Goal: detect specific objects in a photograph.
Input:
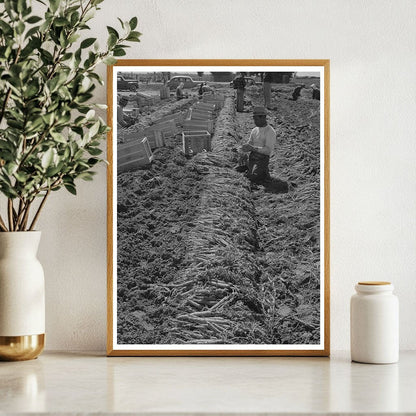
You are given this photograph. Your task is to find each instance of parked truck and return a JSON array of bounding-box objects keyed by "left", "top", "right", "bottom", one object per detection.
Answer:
[{"left": 117, "top": 75, "right": 139, "bottom": 91}]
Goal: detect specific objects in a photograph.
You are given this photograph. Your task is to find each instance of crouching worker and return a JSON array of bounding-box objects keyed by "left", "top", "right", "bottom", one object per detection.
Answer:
[
  {"left": 235, "top": 106, "right": 276, "bottom": 183},
  {"left": 176, "top": 82, "right": 186, "bottom": 100},
  {"left": 117, "top": 96, "right": 136, "bottom": 128}
]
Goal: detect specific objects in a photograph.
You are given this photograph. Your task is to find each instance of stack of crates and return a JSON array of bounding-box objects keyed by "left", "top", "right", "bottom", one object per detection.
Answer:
[
  {"left": 156, "top": 111, "right": 184, "bottom": 128},
  {"left": 182, "top": 119, "right": 214, "bottom": 134},
  {"left": 194, "top": 102, "right": 216, "bottom": 113},
  {"left": 202, "top": 94, "right": 225, "bottom": 109}
]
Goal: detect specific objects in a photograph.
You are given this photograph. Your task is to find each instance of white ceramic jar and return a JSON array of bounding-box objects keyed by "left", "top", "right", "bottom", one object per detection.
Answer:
[{"left": 350, "top": 281, "right": 399, "bottom": 364}]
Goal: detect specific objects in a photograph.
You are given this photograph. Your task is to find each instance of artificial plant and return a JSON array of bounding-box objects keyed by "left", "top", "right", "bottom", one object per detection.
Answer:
[{"left": 0, "top": 0, "right": 140, "bottom": 231}]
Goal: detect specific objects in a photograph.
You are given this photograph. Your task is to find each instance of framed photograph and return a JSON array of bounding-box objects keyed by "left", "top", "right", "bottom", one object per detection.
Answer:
[{"left": 107, "top": 60, "right": 330, "bottom": 356}]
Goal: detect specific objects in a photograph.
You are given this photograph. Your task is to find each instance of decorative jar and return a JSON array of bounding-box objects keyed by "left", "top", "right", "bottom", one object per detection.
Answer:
[{"left": 350, "top": 281, "right": 398, "bottom": 364}]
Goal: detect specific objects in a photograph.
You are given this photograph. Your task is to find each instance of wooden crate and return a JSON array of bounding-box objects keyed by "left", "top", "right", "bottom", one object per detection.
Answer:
[
  {"left": 145, "top": 129, "right": 165, "bottom": 149},
  {"left": 182, "top": 119, "right": 214, "bottom": 134},
  {"left": 118, "top": 137, "right": 153, "bottom": 172},
  {"left": 119, "top": 122, "right": 172, "bottom": 149},
  {"left": 192, "top": 107, "right": 214, "bottom": 117},
  {"left": 118, "top": 127, "right": 145, "bottom": 143},
  {"left": 156, "top": 112, "right": 184, "bottom": 127},
  {"left": 202, "top": 94, "right": 225, "bottom": 109},
  {"left": 188, "top": 108, "right": 213, "bottom": 121},
  {"left": 182, "top": 131, "right": 211, "bottom": 156},
  {"left": 160, "top": 86, "right": 170, "bottom": 99},
  {"left": 145, "top": 119, "right": 179, "bottom": 140},
  {"left": 135, "top": 92, "right": 156, "bottom": 107},
  {"left": 194, "top": 102, "right": 216, "bottom": 112}
]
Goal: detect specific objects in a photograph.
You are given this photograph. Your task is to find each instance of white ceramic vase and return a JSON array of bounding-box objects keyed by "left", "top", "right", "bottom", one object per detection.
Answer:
[{"left": 0, "top": 231, "right": 45, "bottom": 361}]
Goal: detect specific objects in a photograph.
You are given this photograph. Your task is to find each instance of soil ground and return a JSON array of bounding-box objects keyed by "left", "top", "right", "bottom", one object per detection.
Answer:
[{"left": 116, "top": 81, "right": 321, "bottom": 345}]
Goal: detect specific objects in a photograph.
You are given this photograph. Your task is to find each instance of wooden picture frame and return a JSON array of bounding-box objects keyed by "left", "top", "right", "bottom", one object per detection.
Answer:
[{"left": 107, "top": 60, "right": 330, "bottom": 356}]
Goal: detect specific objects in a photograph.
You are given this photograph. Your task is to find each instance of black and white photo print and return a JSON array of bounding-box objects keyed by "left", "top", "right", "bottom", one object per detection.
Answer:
[{"left": 107, "top": 60, "right": 330, "bottom": 356}]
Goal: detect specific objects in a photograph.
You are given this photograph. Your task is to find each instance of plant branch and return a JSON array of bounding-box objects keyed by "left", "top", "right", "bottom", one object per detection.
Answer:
[
  {"left": 29, "top": 189, "right": 50, "bottom": 231},
  {"left": 14, "top": 199, "right": 24, "bottom": 231},
  {"left": 18, "top": 120, "right": 58, "bottom": 169},
  {"left": 7, "top": 199, "right": 14, "bottom": 231},
  {"left": 20, "top": 199, "right": 33, "bottom": 231},
  {"left": 0, "top": 213, "right": 8, "bottom": 232}
]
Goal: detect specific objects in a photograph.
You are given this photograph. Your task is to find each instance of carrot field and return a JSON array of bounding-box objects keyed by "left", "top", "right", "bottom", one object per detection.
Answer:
[{"left": 116, "top": 81, "right": 321, "bottom": 345}]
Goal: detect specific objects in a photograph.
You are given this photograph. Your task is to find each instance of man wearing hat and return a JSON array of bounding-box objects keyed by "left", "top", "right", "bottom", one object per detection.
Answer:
[
  {"left": 237, "top": 106, "right": 277, "bottom": 183},
  {"left": 310, "top": 84, "right": 320, "bottom": 100}
]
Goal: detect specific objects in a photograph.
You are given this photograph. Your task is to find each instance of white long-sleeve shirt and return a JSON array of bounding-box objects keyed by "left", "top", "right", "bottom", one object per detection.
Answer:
[{"left": 248, "top": 124, "right": 276, "bottom": 156}]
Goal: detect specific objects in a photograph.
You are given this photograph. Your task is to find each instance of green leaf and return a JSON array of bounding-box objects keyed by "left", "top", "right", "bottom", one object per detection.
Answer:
[
  {"left": 126, "top": 34, "right": 141, "bottom": 42},
  {"left": 0, "top": 20, "right": 13, "bottom": 35},
  {"left": 42, "top": 112, "right": 55, "bottom": 125},
  {"left": 4, "top": 1, "right": 16, "bottom": 19},
  {"left": 85, "top": 109, "right": 95, "bottom": 120},
  {"left": 50, "top": 131, "right": 67, "bottom": 143},
  {"left": 87, "top": 147, "right": 102, "bottom": 156},
  {"left": 41, "top": 148, "right": 55, "bottom": 169},
  {"left": 25, "top": 25, "right": 40, "bottom": 39},
  {"left": 68, "top": 33, "right": 80, "bottom": 44},
  {"left": 26, "top": 15, "right": 42, "bottom": 24},
  {"left": 107, "top": 33, "right": 117, "bottom": 49},
  {"left": 88, "top": 121, "right": 100, "bottom": 138},
  {"left": 49, "top": 0, "right": 60, "bottom": 13},
  {"left": 103, "top": 56, "right": 117, "bottom": 65},
  {"left": 54, "top": 17, "right": 69, "bottom": 27},
  {"left": 5, "top": 162, "right": 18, "bottom": 176},
  {"left": 45, "top": 164, "right": 63, "bottom": 177},
  {"left": 113, "top": 47, "right": 126, "bottom": 57},
  {"left": 16, "top": 0, "right": 26, "bottom": 13},
  {"left": 16, "top": 21, "right": 25, "bottom": 35},
  {"left": 14, "top": 171, "right": 28, "bottom": 183},
  {"left": 116, "top": 17, "right": 125, "bottom": 29},
  {"left": 23, "top": 83, "right": 39, "bottom": 99},
  {"left": 25, "top": 117, "right": 44, "bottom": 134},
  {"left": 64, "top": 183, "right": 77, "bottom": 195},
  {"left": 129, "top": 16, "right": 138, "bottom": 30},
  {"left": 80, "top": 37, "right": 96, "bottom": 49},
  {"left": 77, "top": 171, "right": 95, "bottom": 181},
  {"left": 70, "top": 11, "right": 80, "bottom": 26},
  {"left": 106, "top": 26, "right": 119, "bottom": 38}
]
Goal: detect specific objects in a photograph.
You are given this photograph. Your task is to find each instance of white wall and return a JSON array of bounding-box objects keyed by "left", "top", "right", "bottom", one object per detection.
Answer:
[{"left": 38, "top": 0, "right": 416, "bottom": 351}]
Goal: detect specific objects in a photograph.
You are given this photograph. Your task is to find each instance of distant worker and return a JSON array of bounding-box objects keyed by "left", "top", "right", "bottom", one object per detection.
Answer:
[
  {"left": 117, "top": 96, "right": 135, "bottom": 128},
  {"left": 198, "top": 82, "right": 213, "bottom": 99},
  {"left": 310, "top": 84, "right": 320, "bottom": 100},
  {"left": 263, "top": 72, "right": 272, "bottom": 109},
  {"left": 176, "top": 82, "right": 185, "bottom": 100},
  {"left": 291, "top": 84, "right": 305, "bottom": 101},
  {"left": 202, "top": 82, "right": 213, "bottom": 94},
  {"left": 233, "top": 72, "right": 246, "bottom": 112},
  {"left": 235, "top": 106, "right": 277, "bottom": 183}
]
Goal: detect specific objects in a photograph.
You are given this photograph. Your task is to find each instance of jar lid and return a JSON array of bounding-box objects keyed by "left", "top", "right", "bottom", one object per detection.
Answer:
[{"left": 358, "top": 281, "right": 391, "bottom": 285}]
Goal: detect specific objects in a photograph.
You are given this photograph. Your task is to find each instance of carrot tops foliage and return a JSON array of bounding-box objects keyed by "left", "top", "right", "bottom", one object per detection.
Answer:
[{"left": 0, "top": 0, "right": 140, "bottom": 231}]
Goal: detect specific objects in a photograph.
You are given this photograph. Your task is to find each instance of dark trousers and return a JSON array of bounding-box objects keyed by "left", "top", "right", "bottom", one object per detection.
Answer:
[
  {"left": 247, "top": 152, "right": 270, "bottom": 182},
  {"left": 236, "top": 89, "right": 244, "bottom": 112}
]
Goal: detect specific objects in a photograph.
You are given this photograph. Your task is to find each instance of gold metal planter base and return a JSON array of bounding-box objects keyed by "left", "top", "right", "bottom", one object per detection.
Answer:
[{"left": 0, "top": 334, "right": 45, "bottom": 361}]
